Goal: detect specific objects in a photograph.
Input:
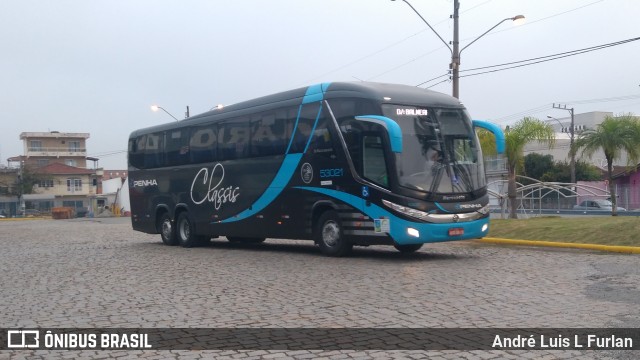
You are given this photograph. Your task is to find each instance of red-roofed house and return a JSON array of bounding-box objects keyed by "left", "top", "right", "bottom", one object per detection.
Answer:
[{"left": 4, "top": 131, "right": 103, "bottom": 216}]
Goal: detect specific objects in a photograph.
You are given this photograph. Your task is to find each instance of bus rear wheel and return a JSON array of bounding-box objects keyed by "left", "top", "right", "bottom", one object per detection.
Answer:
[
  {"left": 315, "top": 211, "right": 352, "bottom": 257},
  {"left": 158, "top": 213, "right": 177, "bottom": 246},
  {"left": 394, "top": 244, "right": 423, "bottom": 253},
  {"left": 227, "top": 237, "right": 266, "bottom": 243},
  {"left": 176, "top": 212, "right": 204, "bottom": 248}
]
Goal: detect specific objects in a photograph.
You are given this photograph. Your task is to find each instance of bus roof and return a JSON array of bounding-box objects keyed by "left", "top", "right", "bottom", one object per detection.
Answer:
[{"left": 130, "top": 82, "right": 463, "bottom": 138}]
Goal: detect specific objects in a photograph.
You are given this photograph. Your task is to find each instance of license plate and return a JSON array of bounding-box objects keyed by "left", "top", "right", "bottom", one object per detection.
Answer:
[{"left": 448, "top": 228, "right": 464, "bottom": 236}]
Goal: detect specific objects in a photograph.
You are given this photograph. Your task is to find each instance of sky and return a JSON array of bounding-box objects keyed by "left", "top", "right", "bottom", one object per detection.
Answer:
[{"left": 1, "top": 0, "right": 638, "bottom": 169}]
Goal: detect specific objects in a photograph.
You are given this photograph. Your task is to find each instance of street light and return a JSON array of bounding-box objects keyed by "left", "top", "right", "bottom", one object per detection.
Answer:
[
  {"left": 150, "top": 105, "right": 179, "bottom": 122},
  {"left": 546, "top": 115, "right": 565, "bottom": 130},
  {"left": 392, "top": 0, "right": 524, "bottom": 99}
]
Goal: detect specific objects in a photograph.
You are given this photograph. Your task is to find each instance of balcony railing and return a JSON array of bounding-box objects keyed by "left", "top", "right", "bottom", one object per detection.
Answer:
[{"left": 28, "top": 147, "right": 87, "bottom": 153}]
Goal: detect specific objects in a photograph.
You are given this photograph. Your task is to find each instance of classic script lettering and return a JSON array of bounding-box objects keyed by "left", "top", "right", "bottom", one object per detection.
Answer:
[{"left": 190, "top": 163, "right": 240, "bottom": 210}]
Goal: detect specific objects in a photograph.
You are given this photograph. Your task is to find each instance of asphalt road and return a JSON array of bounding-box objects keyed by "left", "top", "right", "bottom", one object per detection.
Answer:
[{"left": 0, "top": 217, "right": 638, "bottom": 359}]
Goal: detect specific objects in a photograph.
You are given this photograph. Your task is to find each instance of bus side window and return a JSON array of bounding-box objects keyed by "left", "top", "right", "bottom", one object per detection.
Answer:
[
  {"left": 189, "top": 124, "right": 217, "bottom": 164},
  {"left": 128, "top": 135, "right": 146, "bottom": 169},
  {"left": 289, "top": 103, "right": 321, "bottom": 153},
  {"left": 307, "top": 114, "right": 336, "bottom": 159},
  {"left": 165, "top": 129, "right": 190, "bottom": 166},
  {"left": 363, "top": 134, "right": 389, "bottom": 187},
  {"left": 339, "top": 120, "right": 363, "bottom": 175},
  {"left": 144, "top": 132, "right": 164, "bottom": 168},
  {"left": 219, "top": 117, "right": 250, "bottom": 160},
  {"left": 251, "top": 112, "right": 286, "bottom": 157}
]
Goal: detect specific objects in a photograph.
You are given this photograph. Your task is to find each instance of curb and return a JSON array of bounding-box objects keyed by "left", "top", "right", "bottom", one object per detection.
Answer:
[
  {"left": 477, "top": 237, "right": 640, "bottom": 254},
  {"left": 0, "top": 217, "right": 50, "bottom": 221}
]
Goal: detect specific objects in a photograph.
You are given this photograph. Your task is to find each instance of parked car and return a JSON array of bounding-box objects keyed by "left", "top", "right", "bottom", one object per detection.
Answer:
[{"left": 573, "top": 199, "right": 626, "bottom": 211}]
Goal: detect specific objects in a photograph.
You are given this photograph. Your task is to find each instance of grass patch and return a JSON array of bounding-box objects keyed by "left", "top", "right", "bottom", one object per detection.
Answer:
[{"left": 488, "top": 216, "right": 640, "bottom": 247}]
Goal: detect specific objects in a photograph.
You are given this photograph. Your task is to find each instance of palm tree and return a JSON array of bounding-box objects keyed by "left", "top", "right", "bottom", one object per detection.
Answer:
[
  {"left": 570, "top": 114, "right": 640, "bottom": 216},
  {"left": 504, "top": 117, "right": 555, "bottom": 219}
]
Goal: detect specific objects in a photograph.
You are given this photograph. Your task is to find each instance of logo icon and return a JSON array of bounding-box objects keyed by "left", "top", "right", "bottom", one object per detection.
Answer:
[
  {"left": 7, "top": 330, "right": 39, "bottom": 348},
  {"left": 301, "top": 163, "right": 313, "bottom": 184}
]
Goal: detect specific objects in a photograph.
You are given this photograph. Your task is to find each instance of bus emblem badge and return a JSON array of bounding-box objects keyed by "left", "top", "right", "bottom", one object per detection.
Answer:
[{"left": 301, "top": 163, "right": 313, "bottom": 184}]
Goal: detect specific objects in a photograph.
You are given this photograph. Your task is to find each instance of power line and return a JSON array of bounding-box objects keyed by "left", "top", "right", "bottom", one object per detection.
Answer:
[
  {"left": 559, "top": 94, "right": 640, "bottom": 105},
  {"left": 460, "top": 38, "right": 637, "bottom": 74},
  {"left": 300, "top": 0, "right": 597, "bottom": 85},
  {"left": 457, "top": 37, "right": 640, "bottom": 79},
  {"left": 492, "top": 94, "right": 640, "bottom": 123}
]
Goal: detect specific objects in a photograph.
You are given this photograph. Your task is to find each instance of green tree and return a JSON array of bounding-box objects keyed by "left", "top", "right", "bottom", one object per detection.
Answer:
[
  {"left": 476, "top": 128, "right": 497, "bottom": 156},
  {"left": 14, "top": 165, "right": 42, "bottom": 197},
  {"left": 523, "top": 153, "right": 554, "bottom": 182},
  {"left": 570, "top": 114, "right": 640, "bottom": 216},
  {"left": 504, "top": 117, "right": 555, "bottom": 218},
  {"left": 551, "top": 160, "right": 602, "bottom": 182}
]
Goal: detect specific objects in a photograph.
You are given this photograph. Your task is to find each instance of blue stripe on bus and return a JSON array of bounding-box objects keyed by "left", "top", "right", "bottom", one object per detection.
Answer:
[
  {"left": 294, "top": 185, "right": 398, "bottom": 229},
  {"left": 303, "top": 83, "right": 331, "bottom": 104},
  {"left": 221, "top": 153, "right": 303, "bottom": 223},
  {"left": 303, "top": 105, "right": 323, "bottom": 154},
  {"left": 223, "top": 83, "right": 331, "bottom": 223},
  {"left": 285, "top": 105, "right": 303, "bottom": 154},
  {"left": 293, "top": 186, "right": 489, "bottom": 244}
]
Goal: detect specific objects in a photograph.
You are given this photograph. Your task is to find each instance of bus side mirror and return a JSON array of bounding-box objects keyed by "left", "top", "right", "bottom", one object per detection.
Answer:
[
  {"left": 355, "top": 115, "right": 403, "bottom": 153},
  {"left": 472, "top": 120, "right": 505, "bottom": 154}
]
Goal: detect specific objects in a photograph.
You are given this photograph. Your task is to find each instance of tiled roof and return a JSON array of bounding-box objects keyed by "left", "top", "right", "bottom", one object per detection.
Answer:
[{"left": 34, "top": 163, "right": 95, "bottom": 175}]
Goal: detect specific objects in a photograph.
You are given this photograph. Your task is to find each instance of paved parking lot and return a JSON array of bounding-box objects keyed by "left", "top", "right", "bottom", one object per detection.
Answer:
[{"left": 1, "top": 217, "right": 638, "bottom": 359}]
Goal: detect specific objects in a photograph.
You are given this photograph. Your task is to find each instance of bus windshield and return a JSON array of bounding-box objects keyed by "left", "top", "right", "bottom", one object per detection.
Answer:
[{"left": 382, "top": 104, "right": 485, "bottom": 194}]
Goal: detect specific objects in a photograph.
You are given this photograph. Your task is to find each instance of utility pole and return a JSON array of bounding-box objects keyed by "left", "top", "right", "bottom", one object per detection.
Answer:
[
  {"left": 451, "top": 0, "right": 460, "bottom": 99},
  {"left": 393, "top": 0, "right": 524, "bottom": 99},
  {"left": 553, "top": 103, "right": 576, "bottom": 185}
]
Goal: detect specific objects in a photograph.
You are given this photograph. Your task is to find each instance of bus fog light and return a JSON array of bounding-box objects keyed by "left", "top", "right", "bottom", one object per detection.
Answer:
[
  {"left": 481, "top": 224, "right": 488, "bottom": 232},
  {"left": 407, "top": 228, "right": 420, "bottom": 238}
]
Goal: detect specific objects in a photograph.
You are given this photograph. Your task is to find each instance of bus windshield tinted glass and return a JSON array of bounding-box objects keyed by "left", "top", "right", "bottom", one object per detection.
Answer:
[{"left": 382, "top": 105, "right": 485, "bottom": 194}]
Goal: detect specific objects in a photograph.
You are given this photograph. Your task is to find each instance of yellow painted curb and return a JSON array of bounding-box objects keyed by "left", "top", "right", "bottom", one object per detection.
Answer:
[
  {"left": 477, "top": 237, "right": 640, "bottom": 254},
  {"left": 0, "top": 217, "right": 50, "bottom": 221}
]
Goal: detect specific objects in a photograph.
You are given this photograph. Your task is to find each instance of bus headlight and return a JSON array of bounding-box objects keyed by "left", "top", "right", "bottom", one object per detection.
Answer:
[
  {"left": 407, "top": 228, "right": 420, "bottom": 238},
  {"left": 382, "top": 199, "right": 430, "bottom": 221},
  {"left": 477, "top": 204, "right": 491, "bottom": 215},
  {"left": 482, "top": 224, "right": 489, "bottom": 232}
]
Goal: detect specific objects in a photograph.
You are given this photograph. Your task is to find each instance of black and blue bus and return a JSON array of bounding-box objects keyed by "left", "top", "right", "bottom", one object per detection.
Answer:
[{"left": 128, "top": 82, "right": 504, "bottom": 256}]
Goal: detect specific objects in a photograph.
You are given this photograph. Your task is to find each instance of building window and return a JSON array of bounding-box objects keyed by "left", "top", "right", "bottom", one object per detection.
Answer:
[
  {"left": 38, "top": 179, "right": 54, "bottom": 188},
  {"left": 67, "top": 178, "right": 82, "bottom": 192},
  {"left": 68, "top": 140, "right": 81, "bottom": 152},
  {"left": 63, "top": 200, "right": 84, "bottom": 209},
  {"left": 65, "top": 159, "right": 77, "bottom": 167},
  {"left": 30, "top": 140, "right": 42, "bottom": 151},
  {"left": 37, "top": 159, "right": 49, "bottom": 167}
]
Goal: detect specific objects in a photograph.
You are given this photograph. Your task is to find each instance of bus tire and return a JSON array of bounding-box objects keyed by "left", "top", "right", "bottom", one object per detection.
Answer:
[
  {"left": 394, "top": 244, "right": 423, "bottom": 253},
  {"left": 176, "top": 212, "right": 199, "bottom": 248},
  {"left": 227, "top": 237, "right": 266, "bottom": 243},
  {"left": 315, "top": 211, "right": 352, "bottom": 257},
  {"left": 158, "top": 213, "right": 177, "bottom": 246}
]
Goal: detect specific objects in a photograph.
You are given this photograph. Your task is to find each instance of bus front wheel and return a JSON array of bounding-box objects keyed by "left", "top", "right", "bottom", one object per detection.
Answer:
[
  {"left": 315, "top": 211, "right": 352, "bottom": 257},
  {"left": 394, "top": 244, "right": 423, "bottom": 253},
  {"left": 158, "top": 213, "right": 177, "bottom": 246}
]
